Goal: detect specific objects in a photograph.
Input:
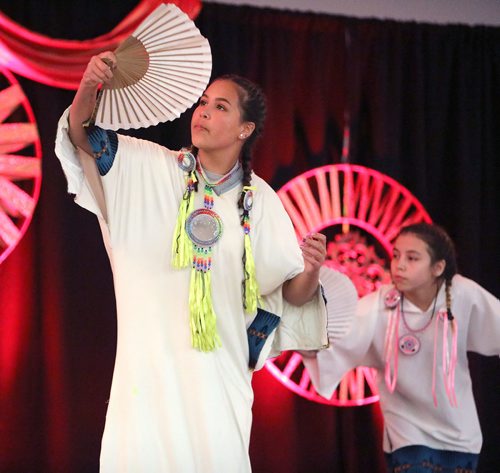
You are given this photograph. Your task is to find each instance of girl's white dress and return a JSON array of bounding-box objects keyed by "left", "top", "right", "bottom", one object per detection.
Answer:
[{"left": 305, "top": 276, "right": 500, "bottom": 455}]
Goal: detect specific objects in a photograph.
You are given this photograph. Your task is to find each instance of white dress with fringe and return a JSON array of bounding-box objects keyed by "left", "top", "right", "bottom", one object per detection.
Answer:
[{"left": 55, "top": 109, "right": 329, "bottom": 473}]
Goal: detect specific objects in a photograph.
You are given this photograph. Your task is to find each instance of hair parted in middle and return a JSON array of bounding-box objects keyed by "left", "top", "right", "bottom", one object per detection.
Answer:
[{"left": 397, "top": 222, "right": 457, "bottom": 320}]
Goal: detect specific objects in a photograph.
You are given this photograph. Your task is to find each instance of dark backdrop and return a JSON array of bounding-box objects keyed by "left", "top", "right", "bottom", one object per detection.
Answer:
[{"left": 0, "top": 1, "right": 499, "bottom": 472}]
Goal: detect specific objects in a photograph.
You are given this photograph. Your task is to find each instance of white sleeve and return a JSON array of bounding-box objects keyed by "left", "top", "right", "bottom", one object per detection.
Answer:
[
  {"left": 304, "top": 290, "right": 379, "bottom": 399},
  {"left": 250, "top": 175, "right": 304, "bottom": 296},
  {"left": 54, "top": 107, "right": 104, "bottom": 218},
  {"left": 269, "top": 268, "right": 359, "bottom": 356},
  {"left": 55, "top": 107, "right": 183, "bottom": 226},
  {"left": 462, "top": 276, "right": 500, "bottom": 355},
  {"left": 249, "top": 176, "right": 328, "bottom": 369}
]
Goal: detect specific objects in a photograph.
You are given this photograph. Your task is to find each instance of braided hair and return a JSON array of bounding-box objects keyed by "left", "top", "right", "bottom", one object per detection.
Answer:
[
  {"left": 398, "top": 223, "right": 458, "bottom": 320},
  {"left": 217, "top": 75, "right": 267, "bottom": 310},
  {"left": 189, "top": 75, "right": 267, "bottom": 313},
  {"left": 214, "top": 75, "right": 267, "bottom": 217}
]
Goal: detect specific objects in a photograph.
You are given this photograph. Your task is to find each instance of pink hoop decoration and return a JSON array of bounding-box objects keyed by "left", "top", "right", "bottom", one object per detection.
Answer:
[
  {"left": 268, "top": 164, "right": 432, "bottom": 407},
  {"left": 0, "top": 66, "right": 42, "bottom": 265}
]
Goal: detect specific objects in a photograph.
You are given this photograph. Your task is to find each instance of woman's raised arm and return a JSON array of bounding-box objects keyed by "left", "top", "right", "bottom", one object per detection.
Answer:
[{"left": 68, "top": 51, "right": 116, "bottom": 155}]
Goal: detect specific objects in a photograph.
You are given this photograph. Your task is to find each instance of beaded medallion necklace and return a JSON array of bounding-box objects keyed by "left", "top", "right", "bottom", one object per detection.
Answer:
[
  {"left": 186, "top": 159, "right": 242, "bottom": 249},
  {"left": 383, "top": 284, "right": 458, "bottom": 407},
  {"left": 384, "top": 287, "right": 438, "bottom": 356},
  {"left": 172, "top": 149, "right": 260, "bottom": 352}
]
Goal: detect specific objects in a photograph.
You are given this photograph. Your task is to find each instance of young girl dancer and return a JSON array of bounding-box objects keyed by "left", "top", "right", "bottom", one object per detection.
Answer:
[{"left": 305, "top": 222, "right": 500, "bottom": 472}]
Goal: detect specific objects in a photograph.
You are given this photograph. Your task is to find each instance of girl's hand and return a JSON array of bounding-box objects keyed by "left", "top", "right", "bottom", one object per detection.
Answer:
[{"left": 300, "top": 232, "right": 327, "bottom": 274}]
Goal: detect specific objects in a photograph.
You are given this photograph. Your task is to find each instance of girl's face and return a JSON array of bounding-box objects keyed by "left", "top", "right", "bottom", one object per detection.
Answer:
[
  {"left": 191, "top": 79, "right": 254, "bottom": 155},
  {"left": 390, "top": 233, "right": 445, "bottom": 297}
]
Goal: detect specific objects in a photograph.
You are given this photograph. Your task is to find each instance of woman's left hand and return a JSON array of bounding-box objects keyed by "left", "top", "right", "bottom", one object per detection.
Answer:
[
  {"left": 283, "top": 232, "right": 327, "bottom": 306},
  {"left": 300, "top": 232, "right": 327, "bottom": 274}
]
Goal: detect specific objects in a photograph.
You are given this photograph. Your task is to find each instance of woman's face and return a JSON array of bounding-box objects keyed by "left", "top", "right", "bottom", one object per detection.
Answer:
[
  {"left": 191, "top": 79, "right": 253, "bottom": 154},
  {"left": 390, "top": 232, "right": 445, "bottom": 297}
]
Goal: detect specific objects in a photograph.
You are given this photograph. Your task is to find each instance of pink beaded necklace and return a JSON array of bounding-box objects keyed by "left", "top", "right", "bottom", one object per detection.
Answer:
[
  {"left": 383, "top": 284, "right": 459, "bottom": 407},
  {"left": 399, "top": 290, "right": 438, "bottom": 355}
]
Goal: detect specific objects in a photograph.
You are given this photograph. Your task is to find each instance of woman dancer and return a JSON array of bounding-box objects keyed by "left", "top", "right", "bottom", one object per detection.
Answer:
[{"left": 55, "top": 51, "right": 330, "bottom": 472}]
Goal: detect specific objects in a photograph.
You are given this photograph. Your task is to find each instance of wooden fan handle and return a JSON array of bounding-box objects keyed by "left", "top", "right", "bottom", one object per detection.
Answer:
[{"left": 82, "top": 58, "right": 114, "bottom": 128}]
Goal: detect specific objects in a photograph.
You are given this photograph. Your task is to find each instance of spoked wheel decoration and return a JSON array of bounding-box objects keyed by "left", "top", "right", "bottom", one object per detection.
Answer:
[
  {"left": 267, "top": 164, "right": 431, "bottom": 406},
  {"left": 0, "top": 67, "right": 42, "bottom": 264}
]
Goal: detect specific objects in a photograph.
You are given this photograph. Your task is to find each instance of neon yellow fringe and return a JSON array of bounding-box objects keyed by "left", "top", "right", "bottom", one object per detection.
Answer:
[
  {"left": 243, "top": 233, "right": 261, "bottom": 313},
  {"left": 189, "top": 267, "right": 221, "bottom": 352}
]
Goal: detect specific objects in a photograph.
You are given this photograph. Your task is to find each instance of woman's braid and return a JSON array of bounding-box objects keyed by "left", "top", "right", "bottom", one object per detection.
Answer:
[{"left": 215, "top": 75, "right": 267, "bottom": 220}]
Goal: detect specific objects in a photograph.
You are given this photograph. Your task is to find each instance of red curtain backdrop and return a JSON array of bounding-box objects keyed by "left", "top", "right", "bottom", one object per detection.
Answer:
[{"left": 1, "top": 2, "right": 499, "bottom": 473}]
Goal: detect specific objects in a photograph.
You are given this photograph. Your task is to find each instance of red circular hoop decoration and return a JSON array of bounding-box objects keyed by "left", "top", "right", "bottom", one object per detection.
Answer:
[
  {"left": 268, "top": 164, "right": 432, "bottom": 406},
  {"left": 0, "top": 66, "right": 42, "bottom": 264}
]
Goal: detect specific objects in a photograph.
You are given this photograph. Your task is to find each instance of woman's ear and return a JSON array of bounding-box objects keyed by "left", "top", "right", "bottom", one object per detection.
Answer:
[
  {"left": 239, "top": 122, "right": 256, "bottom": 140},
  {"left": 433, "top": 259, "right": 446, "bottom": 278}
]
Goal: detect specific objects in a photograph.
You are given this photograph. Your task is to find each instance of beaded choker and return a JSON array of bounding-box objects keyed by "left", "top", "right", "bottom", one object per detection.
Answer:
[
  {"left": 171, "top": 149, "right": 260, "bottom": 352},
  {"left": 196, "top": 159, "right": 243, "bottom": 195}
]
